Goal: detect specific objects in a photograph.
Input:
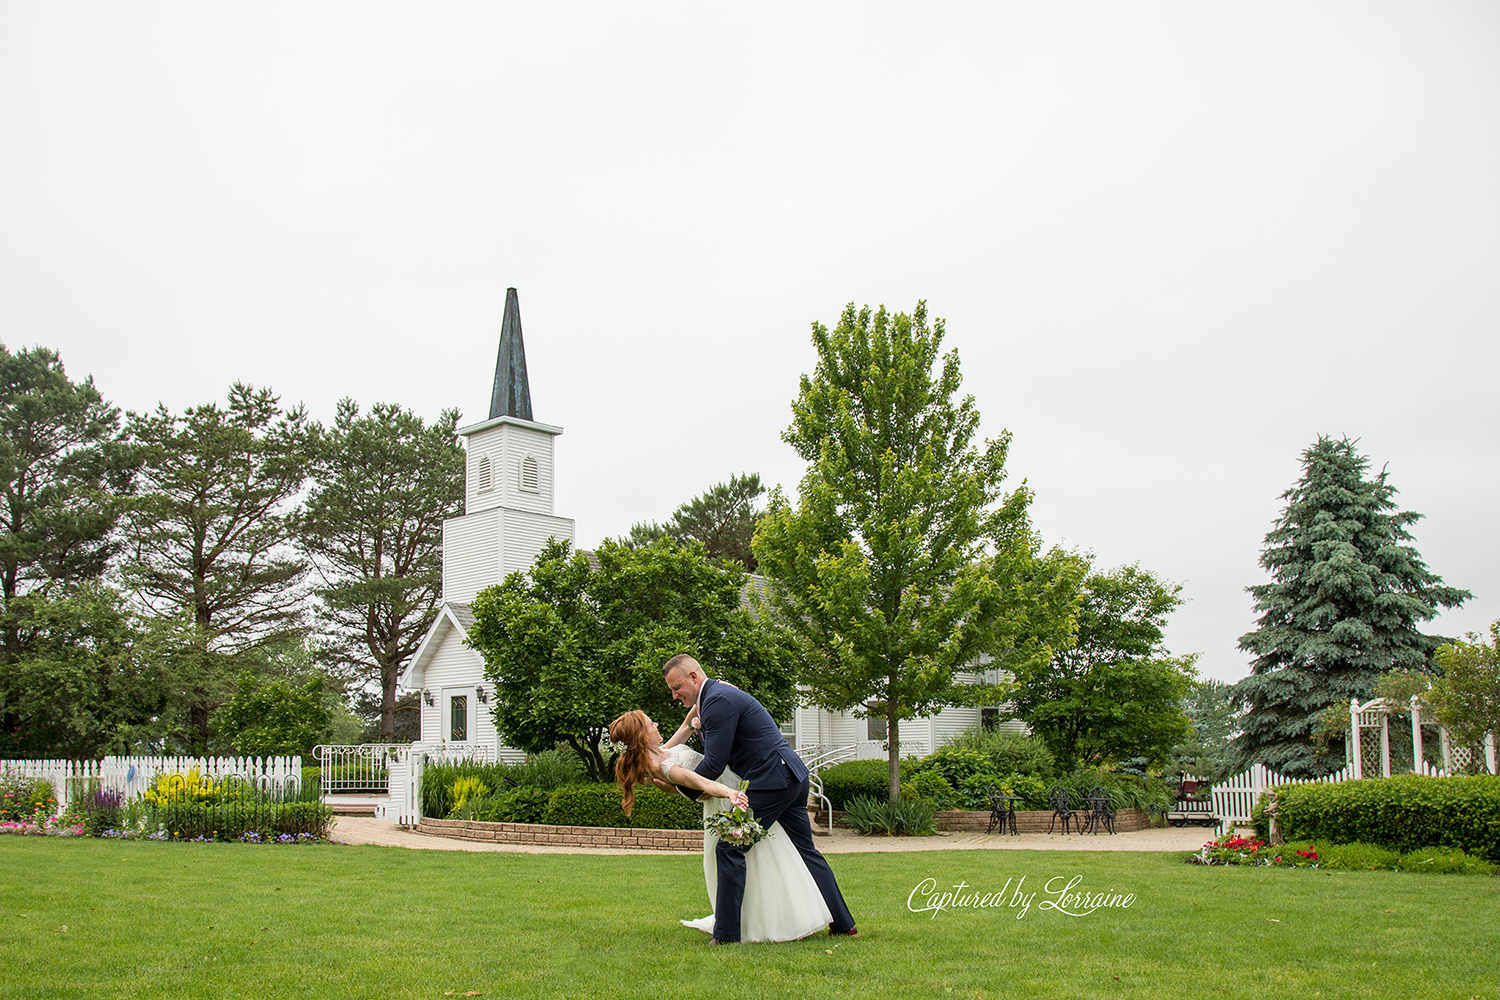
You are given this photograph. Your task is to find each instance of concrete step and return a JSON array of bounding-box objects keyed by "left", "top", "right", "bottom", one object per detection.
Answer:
[{"left": 324, "top": 793, "right": 387, "bottom": 816}]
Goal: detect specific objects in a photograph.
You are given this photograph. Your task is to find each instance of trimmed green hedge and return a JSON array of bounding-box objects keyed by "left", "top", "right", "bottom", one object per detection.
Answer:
[
  {"left": 1273, "top": 775, "right": 1500, "bottom": 861},
  {"left": 819, "top": 759, "right": 919, "bottom": 809},
  {"left": 540, "top": 783, "right": 701, "bottom": 830}
]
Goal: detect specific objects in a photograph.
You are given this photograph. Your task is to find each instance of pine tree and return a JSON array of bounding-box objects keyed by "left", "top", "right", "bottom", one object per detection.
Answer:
[
  {"left": 1232, "top": 436, "right": 1470, "bottom": 776},
  {"left": 0, "top": 345, "right": 148, "bottom": 757},
  {"left": 121, "top": 383, "right": 314, "bottom": 750},
  {"left": 298, "top": 400, "right": 465, "bottom": 741},
  {"left": 620, "top": 472, "right": 766, "bottom": 570}
]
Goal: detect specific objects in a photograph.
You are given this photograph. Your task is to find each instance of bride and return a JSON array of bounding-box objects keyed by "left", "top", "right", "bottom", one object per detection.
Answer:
[{"left": 609, "top": 709, "right": 833, "bottom": 942}]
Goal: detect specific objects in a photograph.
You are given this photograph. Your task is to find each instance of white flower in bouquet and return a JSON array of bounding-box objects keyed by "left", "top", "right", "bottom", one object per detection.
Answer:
[{"left": 704, "top": 780, "right": 767, "bottom": 848}]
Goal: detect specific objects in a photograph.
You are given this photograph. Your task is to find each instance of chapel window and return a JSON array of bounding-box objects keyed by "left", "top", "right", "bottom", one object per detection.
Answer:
[
  {"left": 520, "top": 455, "right": 539, "bottom": 493},
  {"left": 449, "top": 695, "right": 468, "bottom": 743},
  {"left": 476, "top": 455, "right": 493, "bottom": 493}
]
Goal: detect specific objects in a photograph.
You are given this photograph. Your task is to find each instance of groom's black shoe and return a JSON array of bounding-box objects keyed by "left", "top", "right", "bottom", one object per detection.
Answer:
[
  {"left": 708, "top": 938, "right": 738, "bottom": 946},
  {"left": 830, "top": 926, "right": 859, "bottom": 937}
]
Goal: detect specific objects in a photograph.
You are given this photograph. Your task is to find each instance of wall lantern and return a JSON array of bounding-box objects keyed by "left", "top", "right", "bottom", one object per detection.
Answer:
[
  {"left": 422, "top": 689, "right": 434, "bottom": 707},
  {"left": 475, "top": 685, "right": 489, "bottom": 704}
]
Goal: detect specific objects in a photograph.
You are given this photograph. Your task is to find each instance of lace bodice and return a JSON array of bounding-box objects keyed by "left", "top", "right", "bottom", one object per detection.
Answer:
[{"left": 661, "top": 743, "right": 704, "bottom": 783}]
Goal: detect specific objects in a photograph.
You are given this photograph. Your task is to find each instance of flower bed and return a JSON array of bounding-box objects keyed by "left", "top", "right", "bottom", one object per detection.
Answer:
[
  {"left": 1188, "top": 832, "right": 1498, "bottom": 874},
  {"left": 0, "top": 766, "right": 334, "bottom": 843}
]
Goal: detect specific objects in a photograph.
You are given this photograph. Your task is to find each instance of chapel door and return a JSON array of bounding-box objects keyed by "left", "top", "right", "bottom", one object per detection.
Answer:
[{"left": 442, "top": 688, "right": 476, "bottom": 743}]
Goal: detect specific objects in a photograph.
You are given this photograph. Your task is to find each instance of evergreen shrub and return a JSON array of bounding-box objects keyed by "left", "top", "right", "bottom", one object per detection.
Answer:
[
  {"left": 1275, "top": 775, "right": 1500, "bottom": 860},
  {"left": 421, "top": 752, "right": 590, "bottom": 819}
]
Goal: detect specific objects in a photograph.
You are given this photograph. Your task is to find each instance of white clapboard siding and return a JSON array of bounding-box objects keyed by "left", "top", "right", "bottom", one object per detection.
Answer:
[
  {"left": 465, "top": 421, "right": 557, "bottom": 517},
  {"left": 419, "top": 625, "right": 485, "bottom": 743},
  {"left": 466, "top": 449, "right": 499, "bottom": 514},
  {"left": 442, "top": 508, "right": 501, "bottom": 605},
  {"left": 500, "top": 508, "right": 575, "bottom": 579}
]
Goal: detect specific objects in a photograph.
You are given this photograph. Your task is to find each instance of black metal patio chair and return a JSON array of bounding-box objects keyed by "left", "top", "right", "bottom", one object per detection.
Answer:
[{"left": 1046, "top": 784, "right": 1076, "bottom": 834}]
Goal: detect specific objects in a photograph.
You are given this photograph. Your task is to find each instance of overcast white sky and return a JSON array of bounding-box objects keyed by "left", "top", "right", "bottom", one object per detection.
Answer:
[{"left": 2, "top": 3, "right": 1496, "bottom": 683}]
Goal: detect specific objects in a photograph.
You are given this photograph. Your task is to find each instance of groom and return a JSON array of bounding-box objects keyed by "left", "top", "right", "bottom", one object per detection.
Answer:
[{"left": 662, "top": 653, "right": 857, "bottom": 944}]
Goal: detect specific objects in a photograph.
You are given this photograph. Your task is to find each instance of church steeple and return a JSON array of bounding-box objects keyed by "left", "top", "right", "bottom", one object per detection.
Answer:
[{"left": 489, "top": 287, "right": 533, "bottom": 421}]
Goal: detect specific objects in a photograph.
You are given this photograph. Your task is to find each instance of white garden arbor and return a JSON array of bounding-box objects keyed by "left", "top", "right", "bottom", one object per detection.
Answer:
[{"left": 1347, "top": 696, "right": 1497, "bottom": 779}]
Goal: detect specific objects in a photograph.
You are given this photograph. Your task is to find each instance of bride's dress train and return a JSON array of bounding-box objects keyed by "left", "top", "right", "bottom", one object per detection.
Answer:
[{"left": 665, "top": 744, "right": 832, "bottom": 942}]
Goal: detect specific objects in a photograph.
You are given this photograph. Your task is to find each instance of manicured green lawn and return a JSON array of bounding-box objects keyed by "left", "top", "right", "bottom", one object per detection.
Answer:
[{"left": 3, "top": 837, "right": 1496, "bottom": 999}]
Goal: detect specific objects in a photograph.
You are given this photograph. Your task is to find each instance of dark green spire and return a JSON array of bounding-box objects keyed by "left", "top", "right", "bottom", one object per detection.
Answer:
[{"left": 489, "top": 287, "right": 533, "bottom": 421}]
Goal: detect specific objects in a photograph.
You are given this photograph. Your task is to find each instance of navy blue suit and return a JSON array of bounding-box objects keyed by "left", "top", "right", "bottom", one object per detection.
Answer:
[{"left": 691, "top": 678, "right": 855, "bottom": 941}]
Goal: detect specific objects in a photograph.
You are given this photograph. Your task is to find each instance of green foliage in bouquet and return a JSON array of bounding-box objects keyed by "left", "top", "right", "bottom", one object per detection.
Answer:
[{"left": 703, "top": 780, "right": 767, "bottom": 847}]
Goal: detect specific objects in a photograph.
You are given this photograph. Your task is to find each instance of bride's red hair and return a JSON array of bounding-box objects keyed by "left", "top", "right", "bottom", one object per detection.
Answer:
[{"left": 609, "top": 710, "right": 655, "bottom": 817}]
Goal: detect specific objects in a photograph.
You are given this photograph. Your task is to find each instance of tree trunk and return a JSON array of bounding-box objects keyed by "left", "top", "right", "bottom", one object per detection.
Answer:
[
  {"left": 888, "top": 708, "right": 901, "bottom": 802},
  {"left": 189, "top": 701, "right": 212, "bottom": 754},
  {"left": 379, "top": 660, "right": 398, "bottom": 741}
]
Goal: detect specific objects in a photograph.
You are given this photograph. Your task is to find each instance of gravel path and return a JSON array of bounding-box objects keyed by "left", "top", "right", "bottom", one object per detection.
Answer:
[{"left": 331, "top": 815, "right": 1219, "bottom": 856}]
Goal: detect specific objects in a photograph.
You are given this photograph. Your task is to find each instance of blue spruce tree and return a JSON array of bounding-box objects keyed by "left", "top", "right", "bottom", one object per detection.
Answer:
[{"left": 1232, "top": 437, "right": 1470, "bottom": 776}]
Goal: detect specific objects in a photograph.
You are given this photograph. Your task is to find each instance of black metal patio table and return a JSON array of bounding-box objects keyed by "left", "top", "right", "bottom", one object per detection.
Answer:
[
  {"left": 987, "top": 788, "right": 1022, "bottom": 836},
  {"left": 1081, "top": 787, "right": 1116, "bottom": 835}
]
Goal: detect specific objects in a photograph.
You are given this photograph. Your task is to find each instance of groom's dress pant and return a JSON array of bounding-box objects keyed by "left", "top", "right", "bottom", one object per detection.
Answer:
[{"left": 714, "top": 768, "right": 856, "bottom": 942}]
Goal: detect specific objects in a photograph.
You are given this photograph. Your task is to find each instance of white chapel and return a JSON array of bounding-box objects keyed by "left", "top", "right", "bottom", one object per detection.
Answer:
[
  {"left": 398, "top": 288, "right": 573, "bottom": 758},
  {"left": 398, "top": 290, "right": 999, "bottom": 761}
]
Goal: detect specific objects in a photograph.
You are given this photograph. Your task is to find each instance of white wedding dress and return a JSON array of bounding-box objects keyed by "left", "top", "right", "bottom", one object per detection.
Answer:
[{"left": 663, "top": 744, "right": 832, "bottom": 942}]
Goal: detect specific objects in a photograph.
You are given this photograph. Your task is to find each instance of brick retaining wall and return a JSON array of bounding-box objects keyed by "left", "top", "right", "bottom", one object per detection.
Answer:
[
  {"left": 819, "top": 807, "right": 1152, "bottom": 834},
  {"left": 417, "top": 806, "right": 1153, "bottom": 849},
  {"left": 417, "top": 816, "right": 703, "bottom": 851}
]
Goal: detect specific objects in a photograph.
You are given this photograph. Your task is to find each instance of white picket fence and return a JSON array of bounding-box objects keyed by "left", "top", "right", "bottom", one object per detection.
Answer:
[
  {"left": 1211, "top": 751, "right": 1496, "bottom": 828},
  {"left": 1209, "top": 763, "right": 1355, "bottom": 827},
  {"left": 0, "top": 755, "right": 301, "bottom": 811}
]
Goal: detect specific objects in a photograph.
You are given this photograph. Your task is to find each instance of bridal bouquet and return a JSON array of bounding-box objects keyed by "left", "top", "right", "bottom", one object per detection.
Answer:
[{"left": 703, "top": 781, "right": 767, "bottom": 848}]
